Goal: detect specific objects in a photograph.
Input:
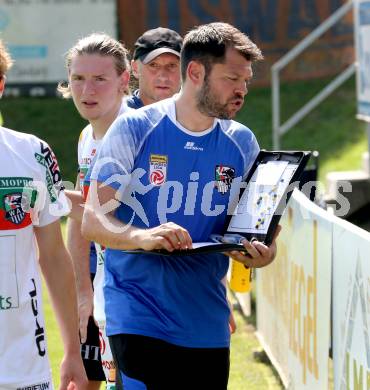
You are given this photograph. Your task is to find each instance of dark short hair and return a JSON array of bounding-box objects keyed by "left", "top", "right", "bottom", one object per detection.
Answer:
[{"left": 180, "top": 22, "right": 263, "bottom": 81}]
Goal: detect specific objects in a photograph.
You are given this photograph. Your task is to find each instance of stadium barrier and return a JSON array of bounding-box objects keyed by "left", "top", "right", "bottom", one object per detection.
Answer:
[{"left": 255, "top": 189, "right": 370, "bottom": 389}]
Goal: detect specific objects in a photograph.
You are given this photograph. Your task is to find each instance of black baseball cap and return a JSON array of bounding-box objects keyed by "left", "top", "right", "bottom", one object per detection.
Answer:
[{"left": 133, "top": 27, "right": 182, "bottom": 64}]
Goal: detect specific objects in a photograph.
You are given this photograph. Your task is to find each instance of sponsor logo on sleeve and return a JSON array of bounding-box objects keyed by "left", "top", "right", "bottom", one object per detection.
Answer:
[{"left": 34, "top": 141, "right": 64, "bottom": 203}]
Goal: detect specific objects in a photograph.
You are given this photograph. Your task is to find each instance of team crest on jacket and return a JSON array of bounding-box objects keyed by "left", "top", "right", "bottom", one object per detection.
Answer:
[
  {"left": 149, "top": 154, "right": 168, "bottom": 186},
  {"left": 215, "top": 165, "right": 235, "bottom": 194},
  {"left": 3, "top": 193, "right": 25, "bottom": 224}
]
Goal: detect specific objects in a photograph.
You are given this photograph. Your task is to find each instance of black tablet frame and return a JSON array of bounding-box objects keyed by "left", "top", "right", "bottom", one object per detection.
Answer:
[{"left": 223, "top": 150, "right": 312, "bottom": 246}]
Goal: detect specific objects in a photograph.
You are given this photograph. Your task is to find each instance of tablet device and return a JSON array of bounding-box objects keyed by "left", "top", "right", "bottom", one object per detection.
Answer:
[{"left": 125, "top": 150, "right": 311, "bottom": 256}]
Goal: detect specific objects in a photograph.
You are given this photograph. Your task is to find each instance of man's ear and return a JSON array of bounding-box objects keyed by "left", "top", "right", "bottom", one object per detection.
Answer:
[
  {"left": 0, "top": 76, "right": 5, "bottom": 98},
  {"left": 131, "top": 60, "right": 139, "bottom": 79},
  {"left": 119, "top": 70, "right": 130, "bottom": 94},
  {"left": 186, "top": 61, "right": 205, "bottom": 87}
]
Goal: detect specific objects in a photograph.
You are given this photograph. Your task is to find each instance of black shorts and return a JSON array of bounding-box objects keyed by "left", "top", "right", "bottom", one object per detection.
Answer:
[
  {"left": 110, "top": 334, "right": 230, "bottom": 390},
  {"left": 80, "top": 316, "right": 106, "bottom": 381}
]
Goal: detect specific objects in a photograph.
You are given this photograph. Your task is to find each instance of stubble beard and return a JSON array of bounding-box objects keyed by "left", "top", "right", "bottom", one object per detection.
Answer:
[{"left": 196, "top": 77, "right": 234, "bottom": 120}]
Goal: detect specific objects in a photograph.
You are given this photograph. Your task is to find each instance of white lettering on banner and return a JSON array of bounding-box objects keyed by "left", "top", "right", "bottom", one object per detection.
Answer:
[{"left": 289, "top": 219, "right": 318, "bottom": 384}]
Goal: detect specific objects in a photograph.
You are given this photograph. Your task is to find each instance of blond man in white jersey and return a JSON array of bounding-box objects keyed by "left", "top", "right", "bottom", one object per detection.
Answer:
[
  {"left": 61, "top": 28, "right": 188, "bottom": 389},
  {"left": 0, "top": 40, "right": 87, "bottom": 390},
  {"left": 63, "top": 30, "right": 241, "bottom": 389},
  {"left": 59, "top": 33, "right": 131, "bottom": 390}
]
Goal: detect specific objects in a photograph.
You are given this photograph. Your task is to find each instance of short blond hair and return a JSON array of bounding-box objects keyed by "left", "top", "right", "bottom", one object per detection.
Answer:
[
  {"left": 0, "top": 40, "right": 13, "bottom": 77},
  {"left": 58, "top": 33, "right": 130, "bottom": 98}
]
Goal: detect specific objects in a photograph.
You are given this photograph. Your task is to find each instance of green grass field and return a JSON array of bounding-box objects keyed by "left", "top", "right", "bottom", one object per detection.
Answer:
[
  {"left": 4, "top": 75, "right": 365, "bottom": 388},
  {"left": 43, "top": 277, "right": 283, "bottom": 389},
  {"left": 235, "top": 76, "right": 367, "bottom": 182}
]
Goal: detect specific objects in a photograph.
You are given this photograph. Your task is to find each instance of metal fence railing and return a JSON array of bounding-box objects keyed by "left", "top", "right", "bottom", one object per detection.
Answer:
[{"left": 272, "top": 0, "right": 355, "bottom": 149}]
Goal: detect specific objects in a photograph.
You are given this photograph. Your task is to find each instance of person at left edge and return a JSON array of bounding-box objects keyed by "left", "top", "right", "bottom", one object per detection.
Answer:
[{"left": 0, "top": 39, "right": 87, "bottom": 390}]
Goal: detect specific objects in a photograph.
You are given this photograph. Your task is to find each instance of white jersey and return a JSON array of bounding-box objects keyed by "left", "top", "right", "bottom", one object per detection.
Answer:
[
  {"left": 78, "top": 125, "right": 105, "bottom": 323},
  {"left": 77, "top": 100, "right": 131, "bottom": 386},
  {"left": 77, "top": 100, "right": 131, "bottom": 326},
  {"left": 78, "top": 124, "right": 101, "bottom": 193},
  {"left": 77, "top": 100, "right": 130, "bottom": 194},
  {"left": 0, "top": 127, "right": 69, "bottom": 389}
]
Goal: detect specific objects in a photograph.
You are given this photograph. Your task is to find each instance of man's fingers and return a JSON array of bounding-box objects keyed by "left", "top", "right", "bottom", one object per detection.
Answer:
[
  {"left": 154, "top": 236, "right": 175, "bottom": 252},
  {"left": 174, "top": 228, "right": 192, "bottom": 250},
  {"left": 79, "top": 315, "right": 89, "bottom": 344},
  {"left": 227, "top": 242, "right": 273, "bottom": 268},
  {"left": 165, "top": 225, "right": 191, "bottom": 250},
  {"left": 241, "top": 239, "right": 260, "bottom": 258},
  {"left": 79, "top": 325, "right": 87, "bottom": 344},
  {"left": 183, "top": 229, "right": 193, "bottom": 249},
  {"left": 58, "top": 374, "right": 69, "bottom": 390},
  {"left": 228, "top": 299, "right": 237, "bottom": 334},
  {"left": 73, "top": 376, "right": 88, "bottom": 390},
  {"left": 140, "top": 222, "right": 193, "bottom": 252},
  {"left": 227, "top": 250, "right": 251, "bottom": 266},
  {"left": 251, "top": 241, "right": 270, "bottom": 257},
  {"left": 150, "top": 223, "right": 193, "bottom": 251},
  {"left": 165, "top": 229, "right": 183, "bottom": 250},
  {"left": 229, "top": 312, "right": 237, "bottom": 334}
]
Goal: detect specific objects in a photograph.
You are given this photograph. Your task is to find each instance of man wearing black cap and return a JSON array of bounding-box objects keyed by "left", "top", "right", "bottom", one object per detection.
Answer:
[{"left": 126, "top": 27, "right": 182, "bottom": 109}]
